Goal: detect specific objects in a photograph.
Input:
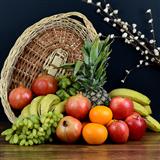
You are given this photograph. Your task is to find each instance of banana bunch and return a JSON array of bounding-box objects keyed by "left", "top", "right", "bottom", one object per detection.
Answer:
[
  {"left": 20, "top": 94, "right": 66, "bottom": 118},
  {"left": 109, "top": 88, "right": 160, "bottom": 132}
]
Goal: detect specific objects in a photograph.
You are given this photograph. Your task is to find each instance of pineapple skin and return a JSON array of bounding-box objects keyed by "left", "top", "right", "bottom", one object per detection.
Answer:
[{"left": 83, "top": 89, "right": 110, "bottom": 106}]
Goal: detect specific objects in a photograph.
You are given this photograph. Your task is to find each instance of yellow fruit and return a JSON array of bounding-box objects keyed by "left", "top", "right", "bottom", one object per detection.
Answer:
[
  {"left": 133, "top": 101, "right": 149, "bottom": 116},
  {"left": 109, "top": 88, "right": 150, "bottom": 105},
  {"left": 145, "top": 116, "right": 160, "bottom": 132}
]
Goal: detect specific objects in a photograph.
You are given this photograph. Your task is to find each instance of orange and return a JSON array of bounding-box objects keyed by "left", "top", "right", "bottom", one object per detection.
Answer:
[
  {"left": 89, "top": 106, "right": 113, "bottom": 125},
  {"left": 82, "top": 123, "right": 108, "bottom": 145}
]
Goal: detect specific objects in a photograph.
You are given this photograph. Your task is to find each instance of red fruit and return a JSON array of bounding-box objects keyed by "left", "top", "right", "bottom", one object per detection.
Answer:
[
  {"left": 109, "top": 97, "right": 134, "bottom": 120},
  {"left": 31, "top": 74, "right": 58, "bottom": 96},
  {"left": 125, "top": 114, "right": 147, "bottom": 141},
  {"left": 56, "top": 116, "right": 82, "bottom": 143},
  {"left": 65, "top": 94, "right": 91, "bottom": 120},
  {"left": 9, "top": 84, "right": 32, "bottom": 110},
  {"left": 107, "top": 120, "right": 129, "bottom": 143}
]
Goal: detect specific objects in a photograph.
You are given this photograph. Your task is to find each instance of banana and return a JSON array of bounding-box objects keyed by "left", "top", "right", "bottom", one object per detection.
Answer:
[
  {"left": 53, "top": 100, "right": 67, "bottom": 113},
  {"left": 40, "top": 94, "right": 61, "bottom": 115},
  {"left": 109, "top": 88, "right": 151, "bottom": 105},
  {"left": 19, "top": 104, "right": 30, "bottom": 118},
  {"left": 29, "top": 96, "right": 44, "bottom": 116},
  {"left": 133, "top": 101, "right": 149, "bottom": 116},
  {"left": 145, "top": 115, "right": 160, "bottom": 132},
  {"left": 145, "top": 105, "right": 152, "bottom": 115}
]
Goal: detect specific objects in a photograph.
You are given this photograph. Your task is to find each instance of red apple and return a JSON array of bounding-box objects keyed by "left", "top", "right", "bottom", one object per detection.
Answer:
[
  {"left": 65, "top": 94, "right": 91, "bottom": 120},
  {"left": 109, "top": 96, "right": 134, "bottom": 120},
  {"left": 125, "top": 114, "right": 147, "bottom": 141},
  {"left": 56, "top": 116, "right": 82, "bottom": 143},
  {"left": 107, "top": 120, "right": 129, "bottom": 143}
]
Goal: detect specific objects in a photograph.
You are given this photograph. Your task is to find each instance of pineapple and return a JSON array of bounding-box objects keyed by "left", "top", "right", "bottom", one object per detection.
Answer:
[{"left": 63, "top": 36, "right": 112, "bottom": 106}]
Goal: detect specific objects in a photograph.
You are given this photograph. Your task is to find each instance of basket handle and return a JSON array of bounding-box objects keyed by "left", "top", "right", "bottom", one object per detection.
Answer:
[{"left": 58, "top": 12, "right": 97, "bottom": 38}]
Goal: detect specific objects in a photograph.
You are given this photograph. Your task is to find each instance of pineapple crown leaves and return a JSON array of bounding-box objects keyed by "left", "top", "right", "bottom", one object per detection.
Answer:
[
  {"left": 82, "top": 36, "right": 112, "bottom": 66},
  {"left": 60, "top": 36, "right": 112, "bottom": 90}
]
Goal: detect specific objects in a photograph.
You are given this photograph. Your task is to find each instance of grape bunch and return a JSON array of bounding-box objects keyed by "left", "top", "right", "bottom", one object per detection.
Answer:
[{"left": 1, "top": 111, "right": 63, "bottom": 146}]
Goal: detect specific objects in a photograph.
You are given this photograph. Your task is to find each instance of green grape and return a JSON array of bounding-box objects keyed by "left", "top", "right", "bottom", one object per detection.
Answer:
[
  {"left": 49, "top": 119, "right": 54, "bottom": 125},
  {"left": 19, "top": 121, "right": 24, "bottom": 127},
  {"left": 38, "top": 140, "right": 42, "bottom": 144},
  {"left": 28, "top": 139, "right": 33, "bottom": 146},
  {"left": 40, "top": 115, "right": 46, "bottom": 124},
  {"left": 42, "top": 123, "right": 48, "bottom": 129},
  {"left": 26, "top": 130, "right": 31, "bottom": 136},
  {"left": 5, "top": 134, "right": 12, "bottom": 141},
  {"left": 22, "top": 126, "right": 28, "bottom": 134},
  {"left": 33, "top": 138, "right": 38, "bottom": 144},
  {"left": 38, "top": 127, "right": 44, "bottom": 133},
  {"left": 25, "top": 141, "right": 29, "bottom": 146},
  {"left": 44, "top": 118, "right": 50, "bottom": 124},
  {"left": 12, "top": 134, "right": 19, "bottom": 144},
  {"left": 9, "top": 136, "right": 14, "bottom": 144},
  {"left": 23, "top": 118, "right": 28, "bottom": 126},
  {"left": 2, "top": 108, "right": 63, "bottom": 146},
  {"left": 19, "top": 139, "right": 26, "bottom": 146},
  {"left": 37, "top": 131, "right": 44, "bottom": 137},
  {"left": 47, "top": 111, "right": 53, "bottom": 118},
  {"left": 34, "top": 134, "right": 38, "bottom": 139},
  {"left": 32, "top": 129, "right": 37, "bottom": 137},
  {"left": 1, "top": 128, "right": 14, "bottom": 136},
  {"left": 15, "top": 117, "right": 24, "bottom": 127},
  {"left": 27, "top": 133, "right": 33, "bottom": 139},
  {"left": 12, "top": 125, "right": 17, "bottom": 131},
  {"left": 53, "top": 122, "right": 58, "bottom": 128},
  {"left": 30, "top": 115, "right": 39, "bottom": 124},
  {"left": 15, "top": 130, "right": 20, "bottom": 135},
  {"left": 42, "top": 125, "right": 48, "bottom": 131},
  {"left": 27, "top": 120, "right": 33, "bottom": 129},
  {"left": 39, "top": 137, "right": 45, "bottom": 143},
  {"left": 34, "top": 124, "right": 40, "bottom": 129},
  {"left": 46, "top": 128, "right": 51, "bottom": 136},
  {"left": 20, "top": 134, "right": 27, "bottom": 139},
  {"left": 19, "top": 134, "right": 26, "bottom": 140}
]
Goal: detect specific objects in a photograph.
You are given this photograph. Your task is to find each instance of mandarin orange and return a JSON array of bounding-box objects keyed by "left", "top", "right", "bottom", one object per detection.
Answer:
[{"left": 89, "top": 106, "right": 113, "bottom": 125}]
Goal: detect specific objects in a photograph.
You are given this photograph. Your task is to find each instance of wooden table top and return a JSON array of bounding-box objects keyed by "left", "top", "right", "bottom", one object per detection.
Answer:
[{"left": 0, "top": 122, "right": 160, "bottom": 160}]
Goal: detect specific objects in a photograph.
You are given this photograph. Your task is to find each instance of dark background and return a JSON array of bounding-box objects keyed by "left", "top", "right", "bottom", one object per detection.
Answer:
[{"left": 0, "top": 0, "right": 160, "bottom": 122}]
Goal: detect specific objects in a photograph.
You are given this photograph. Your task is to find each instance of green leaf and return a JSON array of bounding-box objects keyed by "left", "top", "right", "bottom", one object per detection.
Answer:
[
  {"left": 95, "top": 59, "right": 107, "bottom": 80},
  {"left": 82, "top": 47, "right": 90, "bottom": 65},
  {"left": 101, "top": 36, "right": 112, "bottom": 52},
  {"left": 60, "top": 63, "right": 75, "bottom": 69},
  {"left": 90, "top": 37, "right": 100, "bottom": 64},
  {"left": 99, "top": 72, "right": 107, "bottom": 86},
  {"left": 74, "top": 61, "right": 83, "bottom": 76},
  {"left": 84, "top": 40, "right": 92, "bottom": 52}
]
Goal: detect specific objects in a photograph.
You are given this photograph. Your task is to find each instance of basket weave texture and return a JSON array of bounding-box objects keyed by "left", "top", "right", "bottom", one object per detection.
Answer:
[{"left": 0, "top": 12, "right": 97, "bottom": 123}]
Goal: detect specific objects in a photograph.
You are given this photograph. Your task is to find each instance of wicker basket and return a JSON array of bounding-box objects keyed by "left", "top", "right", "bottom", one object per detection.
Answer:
[{"left": 0, "top": 12, "right": 97, "bottom": 123}]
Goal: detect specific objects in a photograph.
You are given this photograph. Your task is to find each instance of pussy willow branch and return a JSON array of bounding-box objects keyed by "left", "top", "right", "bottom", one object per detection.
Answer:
[{"left": 83, "top": 0, "right": 160, "bottom": 83}]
